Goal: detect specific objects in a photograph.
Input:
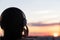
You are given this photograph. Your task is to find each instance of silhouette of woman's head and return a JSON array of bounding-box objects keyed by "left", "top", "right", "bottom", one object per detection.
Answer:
[{"left": 1, "top": 7, "right": 27, "bottom": 40}]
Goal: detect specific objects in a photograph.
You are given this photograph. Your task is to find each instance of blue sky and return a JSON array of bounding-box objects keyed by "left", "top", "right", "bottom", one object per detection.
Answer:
[{"left": 0, "top": 0, "right": 60, "bottom": 23}]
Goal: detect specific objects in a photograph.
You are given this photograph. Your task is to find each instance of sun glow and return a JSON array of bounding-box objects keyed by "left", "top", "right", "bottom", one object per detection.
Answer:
[{"left": 53, "top": 33, "right": 59, "bottom": 37}]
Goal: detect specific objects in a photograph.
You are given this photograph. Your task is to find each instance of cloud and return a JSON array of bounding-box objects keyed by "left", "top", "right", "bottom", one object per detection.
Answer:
[
  {"left": 28, "top": 22, "right": 60, "bottom": 26},
  {"left": 27, "top": 10, "right": 60, "bottom": 23}
]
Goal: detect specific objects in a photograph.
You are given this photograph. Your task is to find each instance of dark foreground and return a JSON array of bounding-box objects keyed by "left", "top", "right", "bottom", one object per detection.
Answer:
[
  {"left": 22, "top": 36, "right": 60, "bottom": 40},
  {"left": 0, "top": 36, "right": 60, "bottom": 40}
]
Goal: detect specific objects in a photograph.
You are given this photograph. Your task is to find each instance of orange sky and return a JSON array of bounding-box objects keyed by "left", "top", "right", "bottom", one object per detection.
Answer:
[
  {"left": 28, "top": 25, "right": 60, "bottom": 36},
  {"left": 0, "top": 27, "right": 4, "bottom": 37},
  {"left": 0, "top": 24, "right": 60, "bottom": 37}
]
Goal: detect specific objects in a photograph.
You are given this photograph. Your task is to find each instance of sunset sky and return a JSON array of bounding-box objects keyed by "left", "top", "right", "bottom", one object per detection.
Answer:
[
  {"left": 28, "top": 24, "right": 60, "bottom": 36},
  {"left": 0, "top": 0, "right": 60, "bottom": 36},
  {"left": 0, "top": 23, "right": 60, "bottom": 36}
]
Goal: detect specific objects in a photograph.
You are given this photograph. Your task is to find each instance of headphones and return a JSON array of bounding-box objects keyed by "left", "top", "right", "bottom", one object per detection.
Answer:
[{"left": 22, "top": 11, "right": 29, "bottom": 38}]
